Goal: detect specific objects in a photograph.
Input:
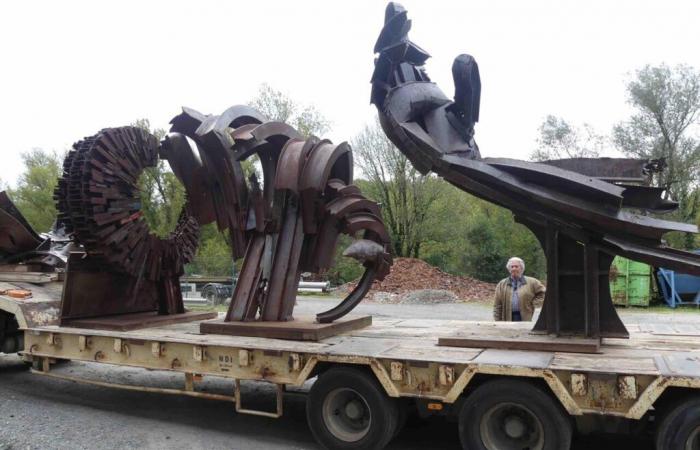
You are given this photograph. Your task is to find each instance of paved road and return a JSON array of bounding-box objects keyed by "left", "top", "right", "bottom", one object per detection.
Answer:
[
  {"left": 298, "top": 295, "right": 700, "bottom": 325},
  {"left": 3, "top": 298, "right": 696, "bottom": 450}
]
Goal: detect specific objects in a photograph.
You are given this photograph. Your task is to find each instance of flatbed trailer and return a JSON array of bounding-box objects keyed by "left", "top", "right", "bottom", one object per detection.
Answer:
[{"left": 2, "top": 280, "right": 700, "bottom": 450}]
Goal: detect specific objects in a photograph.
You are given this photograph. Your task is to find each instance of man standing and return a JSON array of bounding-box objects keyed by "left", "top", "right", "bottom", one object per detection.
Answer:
[{"left": 493, "top": 257, "right": 545, "bottom": 322}]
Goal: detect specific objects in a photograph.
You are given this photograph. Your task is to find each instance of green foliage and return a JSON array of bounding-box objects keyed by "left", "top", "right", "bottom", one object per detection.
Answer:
[
  {"left": 352, "top": 119, "right": 446, "bottom": 258},
  {"left": 357, "top": 176, "right": 547, "bottom": 283},
  {"left": 531, "top": 115, "right": 605, "bottom": 161},
  {"left": 186, "top": 224, "right": 235, "bottom": 276},
  {"left": 613, "top": 64, "right": 700, "bottom": 248},
  {"left": 249, "top": 83, "right": 330, "bottom": 137},
  {"left": 424, "top": 184, "right": 546, "bottom": 282},
  {"left": 9, "top": 148, "right": 63, "bottom": 233},
  {"left": 324, "top": 235, "right": 364, "bottom": 285},
  {"left": 133, "top": 119, "right": 187, "bottom": 238},
  {"left": 463, "top": 215, "right": 507, "bottom": 282},
  {"left": 137, "top": 164, "right": 187, "bottom": 237}
]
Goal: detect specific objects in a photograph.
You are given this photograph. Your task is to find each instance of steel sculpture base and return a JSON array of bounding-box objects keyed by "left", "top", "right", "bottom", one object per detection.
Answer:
[
  {"left": 200, "top": 315, "right": 372, "bottom": 341},
  {"left": 63, "top": 310, "right": 217, "bottom": 332},
  {"left": 524, "top": 221, "right": 629, "bottom": 338},
  {"left": 59, "top": 252, "right": 201, "bottom": 329},
  {"left": 438, "top": 332, "right": 601, "bottom": 354}
]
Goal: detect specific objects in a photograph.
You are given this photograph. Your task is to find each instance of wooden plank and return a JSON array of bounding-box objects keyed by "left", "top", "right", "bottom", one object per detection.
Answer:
[
  {"left": 551, "top": 354, "right": 659, "bottom": 375},
  {"left": 650, "top": 324, "right": 675, "bottom": 334},
  {"left": 0, "top": 272, "right": 58, "bottom": 283},
  {"left": 349, "top": 326, "right": 451, "bottom": 339},
  {"left": 0, "top": 264, "right": 45, "bottom": 272},
  {"left": 62, "top": 311, "right": 218, "bottom": 331},
  {"left": 379, "top": 345, "right": 482, "bottom": 364},
  {"left": 658, "top": 354, "right": 700, "bottom": 377},
  {"left": 473, "top": 349, "right": 554, "bottom": 369},
  {"left": 393, "top": 319, "right": 442, "bottom": 328},
  {"left": 200, "top": 315, "right": 372, "bottom": 341},
  {"left": 438, "top": 334, "right": 600, "bottom": 354},
  {"left": 324, "top": 337, "right": 401, "bottom": 357}
]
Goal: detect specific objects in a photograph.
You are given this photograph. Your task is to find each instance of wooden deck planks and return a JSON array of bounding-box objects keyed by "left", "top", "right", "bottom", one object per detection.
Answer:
[
  {"left": 63, "top": 311, "right": 218, "bottom": 331},
  {"left": 24, "top": 317, "right": 700, "bottom": 378},
  {"left": 438, "top": 333, "right": 601, "bottom": 354},
  {"left": 550, "top": 354, "right": 660, "bottom": 375}
]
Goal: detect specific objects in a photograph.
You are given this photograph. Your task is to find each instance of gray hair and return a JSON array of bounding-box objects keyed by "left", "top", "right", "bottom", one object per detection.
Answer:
[{"left": 506, "top": 257, "right": 525, "bottom": 272}]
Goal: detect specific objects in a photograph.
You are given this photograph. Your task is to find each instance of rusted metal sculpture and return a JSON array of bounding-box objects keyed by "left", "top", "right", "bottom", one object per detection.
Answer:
[
  {"left": 371, "top": 3, "right": 700, "bottom": 339},
  {"left": 162, "top": 106, "right": 391, "bottom": 337},
  {"left": 55, "top": 127, "right": 213, "bottom": 329},
  {"left": 53, "top": 106, "right": 391, "bottom": 334}
]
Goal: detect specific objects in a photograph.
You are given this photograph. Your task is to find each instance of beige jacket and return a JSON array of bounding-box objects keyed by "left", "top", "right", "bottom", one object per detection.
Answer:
[{"left": 493, "top": 276, "right": 545, "bottom": 322}]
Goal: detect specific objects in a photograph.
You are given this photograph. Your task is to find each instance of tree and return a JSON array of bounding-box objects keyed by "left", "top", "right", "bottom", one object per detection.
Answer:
[
  {"left": 352, "top": 119, "right": 446, "bottom": 258},
  {"left": 249, "top": 83, "right": 330, "bottom": 137},
  {"left": 422, "top": 186, "right": 546, "bottom": 283},
  {"left": 186, "top": 224, "right": 235, "bottom": 276},
  {"left": 613, "top": 64, "right": 700, "bottom": 201},
  {"left": 613, "top": 64, "right": 700, "bottom": 248},
  {"left": 9, "top": 149, "right": 63, "bottom": 233},
  {"left": 133, "top": 119, "right": 187, "bottom": 238},
  {"left": 531, "top": 115, "right": 605, "bottom": 161}
]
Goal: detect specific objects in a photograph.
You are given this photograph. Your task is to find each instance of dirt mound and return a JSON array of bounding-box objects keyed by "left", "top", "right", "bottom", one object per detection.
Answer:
[{"left": 341, "top": 257, "right": 496, "bottom": 303}]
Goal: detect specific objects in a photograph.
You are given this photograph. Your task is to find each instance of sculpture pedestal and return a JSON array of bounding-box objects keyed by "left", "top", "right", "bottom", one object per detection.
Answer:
[
  {"left": 63, "top": 310, "right": 218, "bottom": 331},
  {"left": 438, "top": 333, "right": 601, "bottom": 354},
  {"left": 200, "top": 315, "right": 372, "bottom": 341}
]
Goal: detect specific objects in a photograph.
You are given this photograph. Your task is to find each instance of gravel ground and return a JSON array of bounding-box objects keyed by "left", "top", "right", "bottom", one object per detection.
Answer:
[{"left": 2, "top": 297, "right": 698, "bottom": 449}]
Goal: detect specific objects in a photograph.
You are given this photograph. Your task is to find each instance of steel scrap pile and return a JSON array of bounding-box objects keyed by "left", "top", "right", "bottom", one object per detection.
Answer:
[
  {"left": 343, "top": 258, "right": 496, "bottom": 303},
  {"left": 371, "top": 3, "right": 700, "bottom": 338},
  {"left": 54, "top": 105, "right": 391, "bottom": 326}
]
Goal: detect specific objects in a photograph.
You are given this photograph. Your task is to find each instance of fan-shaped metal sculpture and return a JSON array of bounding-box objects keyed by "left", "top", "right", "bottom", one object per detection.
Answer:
[
  {"left": 371, "top": 2, "right": 700, "bottom": 339},
  {"left": 55, "top": 127, "right": 210, "bottom": 328},
  {"left": 57, "top": 127, "right": 199, "bottom": 279}
]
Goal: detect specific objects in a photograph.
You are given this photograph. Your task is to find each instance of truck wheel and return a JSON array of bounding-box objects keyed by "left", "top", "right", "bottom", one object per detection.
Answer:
[
  {"left": 307, "top": 366, "right": 399, "bottom": 450},
  {"left": 201, "top": 285, "right": 216, "bottom": 306},
  {"left": 655, "top": 396, "right": 700, "bottom": 450},
  {"left": 458, "top": 379, "right": 572, "bottom": 450}
]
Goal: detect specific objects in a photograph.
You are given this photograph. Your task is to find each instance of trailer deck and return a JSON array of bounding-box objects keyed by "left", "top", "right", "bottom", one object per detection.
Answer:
[
  {"left": 4, "top": 278, "right": 700, "bottom": 449},
  {"left": 20, "top": 310, "right": 700, "bottom": 420}
]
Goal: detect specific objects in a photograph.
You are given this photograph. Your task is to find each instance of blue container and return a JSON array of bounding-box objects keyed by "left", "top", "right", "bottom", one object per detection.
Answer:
[{"left": 656, "top": 267, "right": 700, "bottom": 308}]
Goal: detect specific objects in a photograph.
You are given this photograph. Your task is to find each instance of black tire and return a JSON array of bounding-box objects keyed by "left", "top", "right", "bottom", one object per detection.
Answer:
[
  {"left": 458, "top": 379, "right": 572, "bottom": 450},
  {"left": 655, "top": 396, "right": 700, "bottom": 450},
  {"left": 204, "top": 289, "right": 216, "bottom": 307},
  {"left": 306, "top": 366, "right": 399, "bottom": 450},
  {"left": 393, "top": 399, "right": 408, "bottom": 438}
]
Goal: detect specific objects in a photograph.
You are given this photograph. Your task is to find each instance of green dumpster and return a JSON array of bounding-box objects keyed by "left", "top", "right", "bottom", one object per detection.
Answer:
[{"left": 609, "top": 256, "right": 652, "bottom": 307}]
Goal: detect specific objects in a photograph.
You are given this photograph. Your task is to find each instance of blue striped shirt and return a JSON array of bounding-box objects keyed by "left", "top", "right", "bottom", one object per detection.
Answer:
[{"left": 510, "top": 276, "right": 526, "bottom": 313}]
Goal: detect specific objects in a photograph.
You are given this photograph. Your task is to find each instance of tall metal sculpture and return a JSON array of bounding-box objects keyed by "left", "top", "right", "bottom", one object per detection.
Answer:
[
  {"left": 371, "top": 2, "right": 700, "bottom": 339},
  {"left": 163, "top": 106, "right": 391, "bottom": 338},
  {"left": 54, "top": 105, "right": 391, "bottom": 335}
]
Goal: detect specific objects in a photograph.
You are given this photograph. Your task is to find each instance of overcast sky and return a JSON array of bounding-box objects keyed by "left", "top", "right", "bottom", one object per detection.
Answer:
[{"left": 1, "top": 0, "right": 699, "bottom": 186}]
